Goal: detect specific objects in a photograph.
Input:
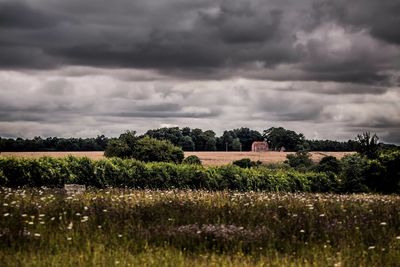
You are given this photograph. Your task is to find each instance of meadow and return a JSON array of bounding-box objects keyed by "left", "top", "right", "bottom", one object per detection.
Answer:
[
  {"left": 0, "top": 151, "right": 354, "bottom": 166},
  {"left": 1, "top": 188, "right": 400, "bottom": 266}
]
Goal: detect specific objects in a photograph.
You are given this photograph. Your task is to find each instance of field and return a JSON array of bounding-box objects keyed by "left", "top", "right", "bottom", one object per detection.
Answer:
[
  {"left": 0, "top": 151, "right": 354, "bottom": 166},
  {"left": 1, "top": 188, "right": 400, "bottom": 266}
]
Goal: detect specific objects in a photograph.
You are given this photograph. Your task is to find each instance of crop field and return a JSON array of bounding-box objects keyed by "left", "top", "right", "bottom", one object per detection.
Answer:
[
  {"left": 0, "top": 151, "right": 354, "bottom": 166},
  {"left": 1, "top": 188, "right": 399, "bottom": 266}
]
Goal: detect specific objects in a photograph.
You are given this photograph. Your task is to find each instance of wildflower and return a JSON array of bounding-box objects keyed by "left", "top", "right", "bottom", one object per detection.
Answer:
[
  {"left": 102, "top": 209, "right": 107, "bottom": 213},
  {"left": 396, "top": 236, "right": 400, "bottom": 240},
  {"left": 368, "top": 246, "right": 375, "bottom": 250},
  {"left": 380, "top": 222, "right": 387, "bottom": 226},
  {"left": 50, "top": 217, "right": 55, "bottom": 221},
  {"left": 319, "top": 213, "right": 325, "bottom": 217},
  {"left": 67, "top": 237, "right": 72, "bottom": 241},
  {"left": 75, "top": 213, "right": 81, "bottom": 216},
  {"left": 300, "top": 229, "right": 305, "bottom": 233},
  {"left": 67, "top": 222, "right": 73, "bottom": 230},
  {"left": 28, "top": 222, "right": 34, "bottom": 225},
  {"left": 97, "top": 225, "right": 102, "bottom": 229},
  {"left": 3, "top": 213, "right": 9, "bottom": 217},
  {"left": 34, "top": 233, "right": 41, "bottom": 237},
  {"left": 118, "top": 234, "right": 123, "bottom": 238},
  {"left": 84, "top": 206, "right": 88, "bottom": 211},
  {"left": 21, "top": 214, "right": 27, "bottom": 217}
]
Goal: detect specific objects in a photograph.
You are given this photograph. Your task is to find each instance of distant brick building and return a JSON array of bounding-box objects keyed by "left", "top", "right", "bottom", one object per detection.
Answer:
[{"left": 251, "top": 141, "right": 269, "bottom": 152}]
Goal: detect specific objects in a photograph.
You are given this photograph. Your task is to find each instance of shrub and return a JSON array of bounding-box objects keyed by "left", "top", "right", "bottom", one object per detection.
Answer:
[
  {"left": 314, "top": 156, "right": 341, "bottom": 174},
  {"left": 339, "top": 154, "right": 370, "bottom": 192},
  {"left": 232, "top": 158, "right": 261, "bottom": 168},
  {"left": 285, "top": 151, "right": 313, "bottom": 171},
  {"left": 182, "top": 155, "right": 202, "bottom": 165}
]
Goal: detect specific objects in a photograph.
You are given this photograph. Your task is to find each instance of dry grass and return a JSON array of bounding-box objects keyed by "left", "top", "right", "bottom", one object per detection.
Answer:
[
  {"left": 0, "top": 151, "right": 354, "bottom": 166},
  {"left": 185, "top": 151, "right": 354, "bottom": 166}
]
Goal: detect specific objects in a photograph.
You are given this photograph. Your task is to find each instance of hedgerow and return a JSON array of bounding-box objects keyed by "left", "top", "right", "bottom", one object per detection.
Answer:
[
  {"left": 0, "top": 156, "right": 335, "bottom": 192},
  {"left": 0, "top": 150, "right": 398, "bottom": 193}
]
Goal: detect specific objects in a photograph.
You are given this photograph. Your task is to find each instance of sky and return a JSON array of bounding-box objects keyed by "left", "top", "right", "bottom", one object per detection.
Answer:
[{"left": 0, "top": 0, "right": 399, "bottom": 143}]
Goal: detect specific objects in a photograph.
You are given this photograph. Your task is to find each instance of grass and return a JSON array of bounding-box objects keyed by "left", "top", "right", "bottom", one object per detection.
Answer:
[
  {"left": 0, "top": 151, "right": 354, "bottom": 166},
  {"left": 1, "top": 188, "right": 400, "bottom": 266}
]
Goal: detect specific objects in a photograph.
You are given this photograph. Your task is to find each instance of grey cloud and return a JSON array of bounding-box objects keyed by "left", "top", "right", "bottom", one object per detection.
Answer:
[
  {"left": 0, "top": 0, "right": 398, "bottom": 85},
  {"left": 0, "top": 70, "right": 400, "bottom": 143},
  {"left": 311, "top": 0, "right": 400, "bottom": 45}
]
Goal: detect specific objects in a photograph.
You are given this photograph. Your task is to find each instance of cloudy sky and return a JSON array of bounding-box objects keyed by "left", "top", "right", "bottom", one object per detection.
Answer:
[{"left": 0, "top": 0, "right": 399, "bottom": 143}]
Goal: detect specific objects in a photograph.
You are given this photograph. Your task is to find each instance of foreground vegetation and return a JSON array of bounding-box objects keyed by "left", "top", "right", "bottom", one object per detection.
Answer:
[{"left": 1, "top": 189, "right": 400, "bottom": 266}]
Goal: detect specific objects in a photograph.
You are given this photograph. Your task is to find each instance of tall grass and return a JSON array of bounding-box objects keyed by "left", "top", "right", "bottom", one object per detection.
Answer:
[{"left": 1, "top": 188, "right": 400, "bottom": 266}]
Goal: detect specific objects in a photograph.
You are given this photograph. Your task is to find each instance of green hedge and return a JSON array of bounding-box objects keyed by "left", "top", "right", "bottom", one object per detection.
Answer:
[{"left": 0, "top": 156, "right": 337, "bottom": 192}]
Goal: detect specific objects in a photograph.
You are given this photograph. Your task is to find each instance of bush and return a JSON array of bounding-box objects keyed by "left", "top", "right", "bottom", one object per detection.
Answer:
[
  {"left": 339, "top": 154, "right": 370, "bottom": 192},
  {"left": 285, "top": 151, "right": 313, "bottom": 171},
  {"left": 314, "top": 156, "right": 341, "bottom": 174},
  {"left": 232, "top": 158, "right": 261, "bottom": 168},
  {"left": 182, "top": 155, "right": 202, "bottom": 165}
]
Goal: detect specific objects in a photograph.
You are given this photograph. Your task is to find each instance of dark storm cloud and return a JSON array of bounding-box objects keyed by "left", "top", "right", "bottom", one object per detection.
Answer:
[
  {"left": 311, "top": 0, "right": 400, "bottom": 45},
  {"left": 1, "top": 0, "right": 400, "bottom": 142},
  {"left": 1, "top": 0, "right": 398, "bottom": 85}
]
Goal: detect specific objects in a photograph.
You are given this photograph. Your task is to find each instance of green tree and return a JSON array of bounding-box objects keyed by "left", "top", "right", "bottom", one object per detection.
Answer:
[
  {"left": 178, "top": 136, "right": 195, "bottom": 151},
  {"left": 263, "top": 127, "right": 306, "bottom": 151},
  {"left": 134, "top": 136, "right": 184, "bottom": 163},
  {"left": 355, "top": 132, "right": 380, "bottom": 159},
  {"left": 232, "top": 138, "right": 242, "bottom": 151}
]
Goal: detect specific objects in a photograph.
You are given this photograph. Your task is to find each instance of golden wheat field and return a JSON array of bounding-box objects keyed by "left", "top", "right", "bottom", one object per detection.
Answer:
[{"left": 0, "top": 151, "right": 354, "bottom": 166}]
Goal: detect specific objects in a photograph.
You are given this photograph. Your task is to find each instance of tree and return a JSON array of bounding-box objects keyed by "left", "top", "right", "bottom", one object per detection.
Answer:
[
  {"left": 178, "top": 136, "right": 195, "bottom": 151},
  {"left": 134, "top": 136, "right": 184, "bottom": 163},
  {"left": 232, "top": 138, "right": 242, "bottom": 151},
  {"left": 104, "top": 131, "right": 138, "bottom": 158},
  {"left": 355, "top": 132, "right": 380, "bottom": 159},
  {"left": 263, "top": 127, "right": 306, "bottom": 151},
  {"left": 233, "top": 128, "right": 263, "bottom": 151},
  {"left": 105, "top": 131, "right": 184, "bottom": 163},
  {"left": 145, "top": 127, "right": 183, "bottom": 146}
]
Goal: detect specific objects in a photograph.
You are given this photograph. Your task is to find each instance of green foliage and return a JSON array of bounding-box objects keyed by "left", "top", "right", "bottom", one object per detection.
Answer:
[
  {"left": 182, "top": 155, "right": 202, "bottom": 165},
  {"left": 1, "top": 150, "right": 399, "bottom": 193},
  {"left": 0, "top": 156, "right": 339, "bottom": 192},
  {"left": 134, "top": 136, "right": 184, "bottom": 163},
  {"left": 216, "top": 128, "right": 263, "bottom": 151},
  {"left": 355, "top": 132, "right": 380, "bottom": 159},
  {"left": 232, "top": 158, "right": 261, "bottom": 168},
  {"left": 285, "top": 151, "right": 313, "bottom": 170},
  {"left": 339, "top": 154, "right": 370, "bottom": 192},
  {"left": 263, "top": 127, "right": 307, "bottom": 151},
  {"left": 315, "top": 156, "right": 341, "bottom": 174},
  {"left": 105, "top": 132, "right": 184, "bottom": 163}
]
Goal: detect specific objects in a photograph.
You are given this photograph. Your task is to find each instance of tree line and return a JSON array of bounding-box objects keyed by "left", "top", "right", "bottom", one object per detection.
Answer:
[{"left": 0, "top": 126, "right": 396, "bottom": 152}]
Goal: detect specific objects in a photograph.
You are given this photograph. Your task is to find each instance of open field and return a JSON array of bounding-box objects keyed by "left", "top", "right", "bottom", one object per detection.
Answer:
[
  {"left": 0, "top": 151, "right": 354, "bottom": 166},
  {"left": 1, "top": 188, "right": 399, "bottom": 266}
]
